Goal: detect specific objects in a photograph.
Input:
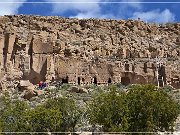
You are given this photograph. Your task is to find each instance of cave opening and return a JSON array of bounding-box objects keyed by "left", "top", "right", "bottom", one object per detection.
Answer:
[
  {"left": 121, "top": 77, "right": 130, "bottom": 86},
  {"left": 108, "top": 78, "right": 112, "bottom": 84},
  {"left": 125, "top": 63, "right": 129, "bottom": 71},
  {"left": 52, "top": 77, "right": 55, "bottom": 82},
  {"left": 78, "top": 77, "right": 80, "bottom": 85},
  {"left": 144, "top": 62, "right": 148, "bottom": 73},
  {"left": 93, "top": 77, "right": 97, "bottom": 85},
  {"left": 62, "top": 76, "right": 69, "bottom": 84},
  {"left": 158, "top": 65, "right": 166, "bottom": 87}
]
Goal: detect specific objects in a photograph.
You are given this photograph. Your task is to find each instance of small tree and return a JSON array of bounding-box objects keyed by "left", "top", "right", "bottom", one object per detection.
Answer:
[
  {"left": 127, "top": 84, "right": 179, "bottom": 132},
  {"left": 0, "top": 97, "right": 63, "bottom": 133},
  {"left": 88, "top": 85, "right": 129, "bottom": 132},
  {"left": 43, "top": 97, "right": 82, "bottom": 132},
  {"left": 27, "top": 105, "right": 62, "bottom": 132},
  {"left": 0, "top": 99, "right": 31, "bottom": 132}
]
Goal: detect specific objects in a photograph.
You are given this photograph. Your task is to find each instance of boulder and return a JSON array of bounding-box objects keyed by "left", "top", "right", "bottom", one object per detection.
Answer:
[
  {"left": 68, "top": 86, "right": 79, "bottom": 93},
  {"left": 23, "top": 90, "right": 36, "bottom": 100},
  {"left": 18, "top": 80, "right": 34, "bottom": 91},
  {"left": 68, "top": 86, "right": 88, "bottom": 93},
  {"left": 34, "top": 90, "right": 44, "bottom": 96},
  {"left": 19, "top": 80, "right": 32, "bottom": 87},
  {"left": 79, "top": 88, "right": 88, "bottom": 93}
]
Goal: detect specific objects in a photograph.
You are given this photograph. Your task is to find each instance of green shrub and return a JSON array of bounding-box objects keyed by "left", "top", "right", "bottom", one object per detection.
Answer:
[
  {"left": 27, "top": 105, "right": 62, "bottom": 132},
  {"left": 60, "top": 84, "right": 70, "bottom": 90},
  {"left": 43, "top": 97, "right": 82, "bottom": 132},
  {"left": 88, "top": 84, "right": 180, "bottom": 132},
  {"left": 88, "top": 85, "right": 129, "bottom": 132},
  {"left": 0, "top": 99, "right": 30, "bottom": 132},
  {"left": 127, "top": 84, "right": 179, "bottom": 132},
  {"left": 161, "top": 85, "right": 174, "bottom": 93}
]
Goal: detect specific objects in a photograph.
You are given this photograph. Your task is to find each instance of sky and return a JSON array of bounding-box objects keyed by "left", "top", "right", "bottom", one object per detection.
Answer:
[{"left": 0, "top": 0, "right": 180, "bottom": 23}]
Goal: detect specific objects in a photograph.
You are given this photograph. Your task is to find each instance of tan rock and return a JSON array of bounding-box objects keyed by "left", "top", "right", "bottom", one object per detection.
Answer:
[
  {"left": 23, "top": 90, "right": 36, "bottom": 100},
  {"left": 79, "top": 88, "right": 88, "bottom": 93},
  {"left": 0, "top": 15, "right": 178, "bottom": 89},
  {"left": 34, "top": 90, "right": 44, "bottom": 96},
  {"left": 68, "top": 86, "right": 79, "bottom": 93},
  {"left": 18, "top": 80, "right": 35, "bottom": 91}
]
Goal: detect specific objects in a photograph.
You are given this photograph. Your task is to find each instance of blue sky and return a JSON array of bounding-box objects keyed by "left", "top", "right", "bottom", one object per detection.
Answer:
[{"left": 0, "top": 0, "right": 180, "bottom": 23}]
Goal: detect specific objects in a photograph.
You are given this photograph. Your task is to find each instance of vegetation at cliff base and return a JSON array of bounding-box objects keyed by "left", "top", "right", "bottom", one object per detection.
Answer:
[
  {"left": 126, "top": 85, "right": 179, "bottom": 132},
  {"left": 0, "top": 84, "right": 179, "bottom": 133},
  {"left": 88, "top": 84, "right": 179, "bottom": 132},
  {"left": 0, "top": 96, "right": 81, "bottom": 133},
  {"left": 88, "top": 85, "right": 129, "bottom": 132}
]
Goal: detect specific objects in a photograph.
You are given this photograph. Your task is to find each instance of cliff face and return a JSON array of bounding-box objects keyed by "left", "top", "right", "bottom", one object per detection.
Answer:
[{"left": 0, "top": 15, "right": 179, "bottom": 89}]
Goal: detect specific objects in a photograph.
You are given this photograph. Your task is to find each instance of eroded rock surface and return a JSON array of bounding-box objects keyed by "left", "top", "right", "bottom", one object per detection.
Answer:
[{"left": 0, "top": 15, "right": 179, "bottom": 89}]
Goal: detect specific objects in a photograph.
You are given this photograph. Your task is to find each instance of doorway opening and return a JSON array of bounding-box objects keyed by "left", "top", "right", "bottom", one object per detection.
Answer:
[
  {"left": 78, "top": 77, "right": 80, "bottom": 85},
  {"left": 144, "top": 62, "right": 147, "bottom": 73},
  {"left": 121, "top": 77, "right": 130, "bottom": 85},
  {"left": 52, "top": 77, "right": 55, "bottom": 82},
  {"left": 125, "top": 63, "right": 129, "bottom": 71},
  {"left": 93, "top": 77, "right": 97, "bottom": 85},
  {"left": 62, "top": 76, "right": 68, "bottom": 84},
  {"left": 108, "top": 78, "right": 112, "bottom": 84}
]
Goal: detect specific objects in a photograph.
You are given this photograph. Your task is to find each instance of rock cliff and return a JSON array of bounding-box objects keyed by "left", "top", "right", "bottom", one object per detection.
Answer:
[{"left": 0, "top": 15, "right": 179, "bottom": 90}]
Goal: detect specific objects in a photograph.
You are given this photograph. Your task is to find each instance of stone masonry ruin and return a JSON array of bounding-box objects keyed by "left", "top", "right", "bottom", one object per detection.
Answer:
[{"left": 0, "top": 15, "right": 179, "bottom": 90}]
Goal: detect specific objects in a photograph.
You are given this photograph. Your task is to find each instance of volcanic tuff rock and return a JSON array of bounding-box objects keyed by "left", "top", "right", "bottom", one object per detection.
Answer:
[{"left": 0, "top": 15, "right": 179, "bottom": 89}]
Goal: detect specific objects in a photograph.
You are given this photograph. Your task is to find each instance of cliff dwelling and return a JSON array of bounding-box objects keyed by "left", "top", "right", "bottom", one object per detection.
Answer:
[{"left": 0, "top": 15, "right": 179, "bottom": 89}]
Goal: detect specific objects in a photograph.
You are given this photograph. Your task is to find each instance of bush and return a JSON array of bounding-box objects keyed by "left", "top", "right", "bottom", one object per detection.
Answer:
[
  {"left": 43, "top": 97, "right": 82, "bottom": 132},
  {"left": 88, "top": 85, "right": 129, "bottom": 132},
  {"left": 161, "top": 85, "right": 174, "bottom": 93},
  {"left": 0, "top": 96, "right": 80, "bottom": 132},
  {"left": 127, "top": 84, "right": 179, "bottom": 132},
  {"left": 88, "top": 84, "right": 180, "bottom": 132},
  {"left": 0, "top": 99, "right": 30, "bottom": 132},
  {"left": 60, "top": 84, "right": 70, "bottom": 90},
  {"left": 27, "top": 105, "right": 62, "bottom": 132}
]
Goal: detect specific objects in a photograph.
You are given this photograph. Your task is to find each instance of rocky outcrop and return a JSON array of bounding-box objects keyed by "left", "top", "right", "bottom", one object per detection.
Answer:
[
  {"left": 0, "top": 15, "right": 179, "bottom": 89},
  {"left": 68, "top": 86, "right": 88, "bottom": 93},
  {"left": 17, "top": 80, "right": 34, "bottom": 91}
]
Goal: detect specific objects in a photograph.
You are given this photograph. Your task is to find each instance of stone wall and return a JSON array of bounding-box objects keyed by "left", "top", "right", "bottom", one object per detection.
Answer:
[{"left": 0, "top": 15, "right": 179, "bottom": 89}]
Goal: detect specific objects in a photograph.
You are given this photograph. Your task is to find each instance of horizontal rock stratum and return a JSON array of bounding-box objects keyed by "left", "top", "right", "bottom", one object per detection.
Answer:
[{"left": 0, "top": 15, "right": 179, "bottom": 89}]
